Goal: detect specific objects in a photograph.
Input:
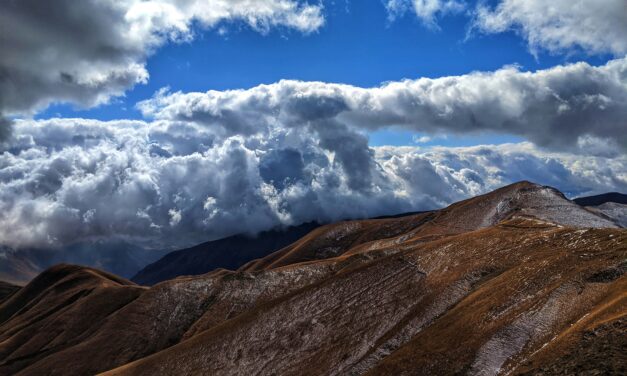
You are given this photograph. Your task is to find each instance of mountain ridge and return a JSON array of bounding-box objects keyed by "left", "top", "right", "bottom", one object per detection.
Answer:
[
  {"left": 1, "top": 181, "right": 624, "bottom": 376},
  {"left": 574, "top": 192, "right": 627, "bottom": 206},
  {"left": 131, "top": 221, "right": 321, "bottom": 285}
]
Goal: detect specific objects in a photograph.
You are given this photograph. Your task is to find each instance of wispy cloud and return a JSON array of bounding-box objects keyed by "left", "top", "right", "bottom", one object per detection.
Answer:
[
  {"left": 384, "top": 0, "right": 465, "bottom": 28},
  {"left": 471, "top": 0, "right": 627, "bottom": 56}
]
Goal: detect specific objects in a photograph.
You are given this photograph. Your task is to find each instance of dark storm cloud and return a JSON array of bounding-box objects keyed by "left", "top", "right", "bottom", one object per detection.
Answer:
[
  {"left": 0, "top": 0, "right": 324, "bottom": 115},
  {"left": 260, "top": 148, "right": 305, "bottom": 190},
  {"left": 0, "top": 116, "right": 12, "bottom": 143},
  {"left": 0, "top": 0, "right": 147, "bottom": 114},
  {"left": 313, "top": 120, "right": 376, "bottom": 192}
]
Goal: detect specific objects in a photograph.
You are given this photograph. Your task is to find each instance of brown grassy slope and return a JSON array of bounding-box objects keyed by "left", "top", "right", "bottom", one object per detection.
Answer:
[
  {"left": 100, "top": 219, "right": 627, "bottom": 376},
  {"left": 513, "top": 282, "right": 626, "bottom": 375},
  {"left": 241, "top": 181, "right": 618, "bottom": 273},
  {"left": 0, "top": 265, "right": 144, "bottom": 375},
  {"left": 365, "top": 224, "right": 626, "bottom": 375},
  {"left": 239, "top": 212, "right": 435, "bottom": 271},
  {"left": 0, "top": 260, "right": 343, "bottom": 376}
]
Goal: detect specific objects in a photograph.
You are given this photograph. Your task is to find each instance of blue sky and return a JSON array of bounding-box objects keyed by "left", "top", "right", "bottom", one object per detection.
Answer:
[{"left": 36, "top": 0, "right": 611, "bottom": 147}]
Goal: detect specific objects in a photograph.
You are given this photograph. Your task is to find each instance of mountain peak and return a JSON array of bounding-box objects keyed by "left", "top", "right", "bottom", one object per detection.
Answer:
[{"left": 441, "top": 181, "right": 617, "bottom": 230}]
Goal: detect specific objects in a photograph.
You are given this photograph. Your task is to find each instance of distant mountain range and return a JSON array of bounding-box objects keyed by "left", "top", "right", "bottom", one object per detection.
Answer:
[
  {"left": 0, "top": 243, "right": 169, "bottom": 286},
  {"left": 1, "top": 181, "right": 625, "bottom": 375},
  {"left": 131, "top": 222, "right": 321, "bottom": 285},
  {"left": 573, "top": 192, "right": 627, "bottom": 206}
]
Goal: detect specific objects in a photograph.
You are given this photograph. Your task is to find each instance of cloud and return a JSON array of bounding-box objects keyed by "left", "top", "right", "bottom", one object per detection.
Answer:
[
  {"left": 472, "top": 0, "right": 627, "bottom": 56},
  {"left": 384, "top": 0, "right": 465, "bottom": 28},
  {"left": 0, "top": 116, "right": 12, "bottom": 143},
  {"left": 412, "top": 134, "right": 448, "bottom": 144},
  {"left": 0, "top": 0, "right": 324, "bottom": 115},
  {"left": 140, "top": 57, "right": 627, "bottom": 155},
  {"left": 0, "top": 118, "right": 624, "bottom": 252}
]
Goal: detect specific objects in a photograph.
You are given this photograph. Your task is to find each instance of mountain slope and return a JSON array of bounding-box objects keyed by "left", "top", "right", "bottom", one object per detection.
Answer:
[
  {"left": 0, "top": 265, "right": 144, "bottom": 375},
  {"left": 241, "top": 181, "right": 618, "bottom": 272},
  {"left": 1, "top": 182, "right": 624, "bottom": 376},
  {"left": 131, "top": 222, "right": 321, "bottom": 285},
  {"left": 102, "top": 218, "right": 626, "bottom": 376},
  {"left": 0, "top": 281, "right": 19, "bottom": 304},
  {"left": 574, "top": 192, "right": 627, "bottom": 206},
  {"left": 586, "top": 202, "right": 627, "bottom": 228},
  {"left": 573, "top": 191, "right": 627, "bottom": 228}
]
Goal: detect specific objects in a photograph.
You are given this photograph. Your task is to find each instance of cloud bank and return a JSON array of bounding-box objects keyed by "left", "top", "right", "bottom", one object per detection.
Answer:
[
  {"left": 140, "top": 57, "right": 627, "bottom": 154},
  {"left": 1, "top": 117, "right": 624, "bottom": 251},
  {"left": 0, "top": 0, "right": 324, "bottom": 116},
  {"left": 473, "top": 0, "right": 627, "bottom": 56}
]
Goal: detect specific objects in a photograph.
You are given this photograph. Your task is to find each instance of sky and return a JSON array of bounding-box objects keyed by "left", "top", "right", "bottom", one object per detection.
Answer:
[
  {"left": 33, "top": 0, "right": 610, "bottom": 146},
  {"left": 0, "top": 0, "right": 626, "bottom": 256}
]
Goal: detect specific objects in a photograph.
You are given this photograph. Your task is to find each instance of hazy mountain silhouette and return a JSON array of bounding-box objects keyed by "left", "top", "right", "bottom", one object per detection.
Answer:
[
  {"left": 0, "top": 242, "right": 169, "bottom": 285},
  {"left": 574, "top": 192, "right": 627, "bottom": 206},
  {"left": 132, "top": 222, "right": 321, "bottom": 285}
]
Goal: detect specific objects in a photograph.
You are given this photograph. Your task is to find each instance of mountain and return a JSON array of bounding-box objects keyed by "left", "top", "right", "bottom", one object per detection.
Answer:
[
  {"left": 1, "top": 182, "right": 625, "bottom": 376},
  {"left": 136, "top": 183, "right": 622, "bottom": 285},
  {"left": 0, "top": 265, "right": 144, "bottom": 375},
  {"left": 0, "top": 281, "right": 19, "bottom": 304},
  {"left": 574, "top": 192, "right": 627, "bottom": 206},
  {"left": 241, "top": 181, "right": 618, "bottom": 272},
  {"left": 0, "top": 241, "right": 169, "bottom": 286},
  {"left": 573, "top": 192, "right": 627, "bottom": 228},
  {"left": 132, "top": 222, "right": 321, "bottom": 286},
  {"left": 586, "top": 202, "right": 627, "bottom": 228}
]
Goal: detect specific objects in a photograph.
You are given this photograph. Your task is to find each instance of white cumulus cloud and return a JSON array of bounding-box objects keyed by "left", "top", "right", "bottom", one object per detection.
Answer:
[
  {"left": 472, "top": 0, "right": 627, "bottom": 56},
  {"left": 0, "top": 117, "right": 624, "bottom": 252},
  {"left": 139, "top": 57, "right": 627, "bottom": 154}
]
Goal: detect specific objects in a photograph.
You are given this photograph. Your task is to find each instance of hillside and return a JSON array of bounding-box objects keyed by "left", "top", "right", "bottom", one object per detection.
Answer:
[
  {"left": 131, "top": 222, "right": 321, "bottom": 285},
  {"left": 0, "top": 282, "right": 19, "bottom": 304},
  {"left": 104, "top": 220, "right": 626, "bottom": 376},
  {"left": 1, "top": 182, "right": 624, "bottom": 376},
  {"left": 0, "top": 265, "right": 144, "bottom": 375}
]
